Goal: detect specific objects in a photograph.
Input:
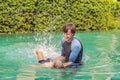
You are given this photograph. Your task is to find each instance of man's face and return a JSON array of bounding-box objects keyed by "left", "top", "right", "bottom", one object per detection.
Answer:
[{"left": 63, "top": 29, "right": 74, "bottom": 42}]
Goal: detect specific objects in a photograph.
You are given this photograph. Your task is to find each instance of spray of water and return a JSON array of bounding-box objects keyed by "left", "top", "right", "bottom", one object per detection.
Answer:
[
  {"left": 34, "top": 33, "right": 61, "bottom": 60},
  {"left": 2, "top": 33, "right": 61, "bottom": 67}
]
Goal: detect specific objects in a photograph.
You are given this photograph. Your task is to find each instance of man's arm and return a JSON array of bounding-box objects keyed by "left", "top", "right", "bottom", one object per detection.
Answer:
[
  {"left": 62, "top": 45, "right": 81, "bottom": 68},
  {"left": 62, "top": 61, "right": 72, "bottom": 68},
  {"left": 69, "top": 46, "right": 81, "bottom": 62}
]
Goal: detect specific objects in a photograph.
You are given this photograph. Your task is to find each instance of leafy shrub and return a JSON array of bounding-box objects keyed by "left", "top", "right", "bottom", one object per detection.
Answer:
[{"left": 0, "top": 0, "right": 120, "bottom": 33}]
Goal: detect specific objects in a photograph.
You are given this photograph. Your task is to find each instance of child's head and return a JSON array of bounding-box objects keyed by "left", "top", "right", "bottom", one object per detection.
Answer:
[
  {"left": 62, "top": 22, "right": 76, "bottom": 35},
  {"left": 62, "top": 22, "right": 76, "bottom": 42}
]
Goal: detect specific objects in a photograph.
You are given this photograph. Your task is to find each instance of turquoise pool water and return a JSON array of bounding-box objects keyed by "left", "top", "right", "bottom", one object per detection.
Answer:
[{"left": 0, "top": 30, "right": 120, "bottom": 80}]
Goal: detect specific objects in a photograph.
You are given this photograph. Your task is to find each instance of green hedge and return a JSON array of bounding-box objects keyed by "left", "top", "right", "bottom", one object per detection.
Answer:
[{"left": 0, "top": 0, "right": 120, "bottom": 33}]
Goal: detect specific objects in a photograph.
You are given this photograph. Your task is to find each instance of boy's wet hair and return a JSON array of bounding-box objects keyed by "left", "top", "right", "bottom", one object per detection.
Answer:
[
  {"left": 53, "top": 62, "right": 64, "bottom": 69},
  {"left": 62, "top": 22, "right": 76, "bottom": 34}
]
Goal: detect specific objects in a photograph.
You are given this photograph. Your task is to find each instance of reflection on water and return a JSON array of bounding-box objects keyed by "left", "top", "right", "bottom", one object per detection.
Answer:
[{"left": 0, "top": 30, "right": 120, "bottom": 80}]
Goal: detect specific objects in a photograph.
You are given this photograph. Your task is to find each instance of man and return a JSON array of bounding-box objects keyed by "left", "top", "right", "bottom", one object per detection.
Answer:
[
  {"left": 35, "top": 22, "right": 83, "bottom": 68},
  {"left": 54, "top": 22, "right": 83, "bottom": 68}
]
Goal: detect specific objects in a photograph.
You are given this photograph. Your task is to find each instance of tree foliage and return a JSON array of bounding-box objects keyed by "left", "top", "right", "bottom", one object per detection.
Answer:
[{"left": 0, "top": 0, "right": 120, "bottom": 33}]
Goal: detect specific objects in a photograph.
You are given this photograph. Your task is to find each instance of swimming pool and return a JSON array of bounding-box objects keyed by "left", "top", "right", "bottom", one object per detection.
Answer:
[{"left": 0, "top": 30, "right": 120, "bottom": 80}]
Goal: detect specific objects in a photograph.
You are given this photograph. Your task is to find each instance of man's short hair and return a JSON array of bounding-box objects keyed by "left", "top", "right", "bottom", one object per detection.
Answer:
[{"left": 62, "top": 22, "right": 76, "bottom": 34}]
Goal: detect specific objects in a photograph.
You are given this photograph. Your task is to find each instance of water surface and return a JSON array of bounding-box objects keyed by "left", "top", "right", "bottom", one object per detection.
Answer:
[{"left": 0, "top": 30, "right": 120, "bottom": 80}]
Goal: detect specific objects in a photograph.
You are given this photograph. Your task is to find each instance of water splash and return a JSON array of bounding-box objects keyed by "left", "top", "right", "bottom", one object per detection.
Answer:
[
  {"left": 34, "top": 33, "right": 61, "bottom": 60},
  {"left": 0, "top": 33, "right": 61, "bottom": 67}
]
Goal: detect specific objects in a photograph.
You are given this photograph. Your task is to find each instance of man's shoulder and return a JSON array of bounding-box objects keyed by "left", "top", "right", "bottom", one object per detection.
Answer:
[
  {"left": 72, "top": 38, "right": 83, "bottom": 48},
  {"left": 72, "top": 38, "right": 81, "bottom": 44}
]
